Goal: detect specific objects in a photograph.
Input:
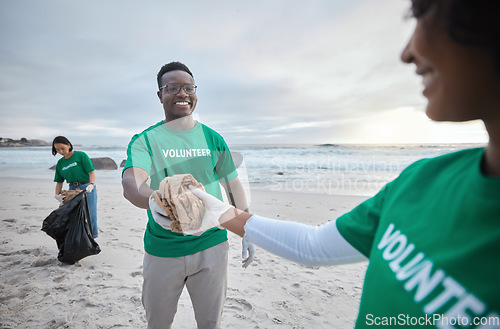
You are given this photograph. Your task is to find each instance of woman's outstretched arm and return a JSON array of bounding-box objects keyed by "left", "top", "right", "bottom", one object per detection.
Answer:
[{"left": 195, "top": 193, "right": 366, "bottom": 266}]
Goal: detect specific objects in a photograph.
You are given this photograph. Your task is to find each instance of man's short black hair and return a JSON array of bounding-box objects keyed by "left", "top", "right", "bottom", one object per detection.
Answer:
[{"left": 157, "top": 61, "right": 194, "bottom": 90}]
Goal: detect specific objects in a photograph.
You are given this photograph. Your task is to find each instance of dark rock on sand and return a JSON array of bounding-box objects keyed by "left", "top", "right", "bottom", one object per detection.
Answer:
[{"left": 90, "top": 157, "right": 118, "bottom": 170}]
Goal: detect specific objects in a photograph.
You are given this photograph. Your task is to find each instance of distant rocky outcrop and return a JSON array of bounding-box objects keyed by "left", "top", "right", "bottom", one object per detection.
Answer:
[
  {"left": 0, "top": 138, "right": 51, "bottom": 147},
  {"left": 317, "top": 143, "right": 339, "bottom": 147}
]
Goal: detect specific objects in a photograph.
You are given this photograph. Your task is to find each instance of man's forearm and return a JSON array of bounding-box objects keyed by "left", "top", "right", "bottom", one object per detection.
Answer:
[
  {"left": 225, "top": 178, "right": 249, "bottom": 211},
  {"left": 122, "top": 177, "right": 153, "bottom": 209}
]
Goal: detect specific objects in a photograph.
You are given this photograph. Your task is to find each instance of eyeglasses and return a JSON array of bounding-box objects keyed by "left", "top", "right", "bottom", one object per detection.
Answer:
[{"left": 159, "top": 83, "right": 197, "bottom": 95}]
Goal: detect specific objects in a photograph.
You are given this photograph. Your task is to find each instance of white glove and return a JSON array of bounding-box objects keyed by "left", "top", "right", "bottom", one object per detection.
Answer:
[
  {"left": 55, "top": 194, "right": 64, "bottom": 205},
  {"left": 242, "top": 239, "right": 255, "bottom": 268},
  {"left": 148, "top": 194, "right": 173, "bottom": 230},
  {"left": 184, "top": 186, "right": 234, "bottom": 235},
  {"left": 86, "top": 183, "right": 94, "bottom": 193}
]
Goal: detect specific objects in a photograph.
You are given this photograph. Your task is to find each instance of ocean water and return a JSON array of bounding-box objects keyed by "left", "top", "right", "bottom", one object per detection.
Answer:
[
  {"left": 0, "top": 146, "right": 127, "bottom": 184},
  {"left": 231, "top": 143, "right": 482, "bottom": 196},
  {"left": 0, "top": 143, "right": 482, "bottom": 196}
]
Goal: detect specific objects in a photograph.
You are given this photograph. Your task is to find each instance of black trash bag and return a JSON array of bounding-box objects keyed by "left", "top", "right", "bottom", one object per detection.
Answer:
[
  {"left": 42, "top": 190, "right": 100, "bottom": 264},
  {"left": 42, "top": 190, "right": 85, "bottom": 241}
]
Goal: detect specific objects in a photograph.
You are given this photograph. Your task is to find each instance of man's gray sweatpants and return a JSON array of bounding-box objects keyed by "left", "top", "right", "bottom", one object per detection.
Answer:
[{"left": 142, "top": 241, "right": 229, "bottom": 329}]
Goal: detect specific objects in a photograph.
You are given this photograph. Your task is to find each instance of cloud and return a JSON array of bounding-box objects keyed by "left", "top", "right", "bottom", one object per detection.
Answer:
[
  {"left": 270, "top": 121, "right": 338, "bottom": 132},
  {"left": 0, "top": 0, "right": 488, "bottom": 146}
]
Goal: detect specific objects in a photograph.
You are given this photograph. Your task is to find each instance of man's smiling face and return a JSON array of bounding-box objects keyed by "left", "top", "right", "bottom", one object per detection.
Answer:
[{"left": 157, "top": 70, "right": 197, "bottom": 122}]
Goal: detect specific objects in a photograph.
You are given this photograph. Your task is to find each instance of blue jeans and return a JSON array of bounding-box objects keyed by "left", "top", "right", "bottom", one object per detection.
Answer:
[{"left": 69, "top": 183, "right": 98, "bottom": 238}]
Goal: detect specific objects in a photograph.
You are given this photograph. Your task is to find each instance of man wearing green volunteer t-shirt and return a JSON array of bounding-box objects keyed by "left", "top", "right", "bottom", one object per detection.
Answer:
[{"left": 122, "top": 61, "right": 253, "bottom": 329}]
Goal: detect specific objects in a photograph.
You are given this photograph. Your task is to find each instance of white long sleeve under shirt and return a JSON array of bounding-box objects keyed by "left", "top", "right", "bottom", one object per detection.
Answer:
[{"left": 243, "top": 214, "right": 366, "bottom": 267}]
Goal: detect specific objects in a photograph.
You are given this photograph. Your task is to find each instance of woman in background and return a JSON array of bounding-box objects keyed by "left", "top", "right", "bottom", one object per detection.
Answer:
[{"left": 52, "top": 136, "right": 98, "bottom": 238}]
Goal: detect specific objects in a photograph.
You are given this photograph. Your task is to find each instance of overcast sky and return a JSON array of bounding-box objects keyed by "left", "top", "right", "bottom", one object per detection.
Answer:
[{"left": 0, "top": 0, "right": 488, "bottom": 146}]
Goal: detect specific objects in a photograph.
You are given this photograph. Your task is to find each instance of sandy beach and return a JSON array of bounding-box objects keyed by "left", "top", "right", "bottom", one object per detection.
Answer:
[{"left": 0, "top": 176, "right": 368, "bottom": 329}]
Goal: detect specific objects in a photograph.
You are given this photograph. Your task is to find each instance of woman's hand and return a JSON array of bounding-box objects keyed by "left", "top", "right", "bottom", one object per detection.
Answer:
[
  {"left": 86, "top": 183, "right": 95, "bottom": 193},
  {"left": 55, "top": 194, "right": 64, "bottom": 205}
]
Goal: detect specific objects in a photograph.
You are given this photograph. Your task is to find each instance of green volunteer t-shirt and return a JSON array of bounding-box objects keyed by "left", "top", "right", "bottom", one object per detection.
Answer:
[
  {"left": 124, "top": 121, "right": 238, "bottom": 258},
  {"left": 54, "top": 151, "right": 94, "bottom": 184},
  {"left": 336, "top": 148, "right": 500, "bottom": 328}
]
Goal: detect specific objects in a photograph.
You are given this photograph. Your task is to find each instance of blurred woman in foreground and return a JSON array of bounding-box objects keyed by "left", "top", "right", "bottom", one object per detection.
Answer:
[{"left": 153, "top": 1, "right": 500, "bottom": 327}]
